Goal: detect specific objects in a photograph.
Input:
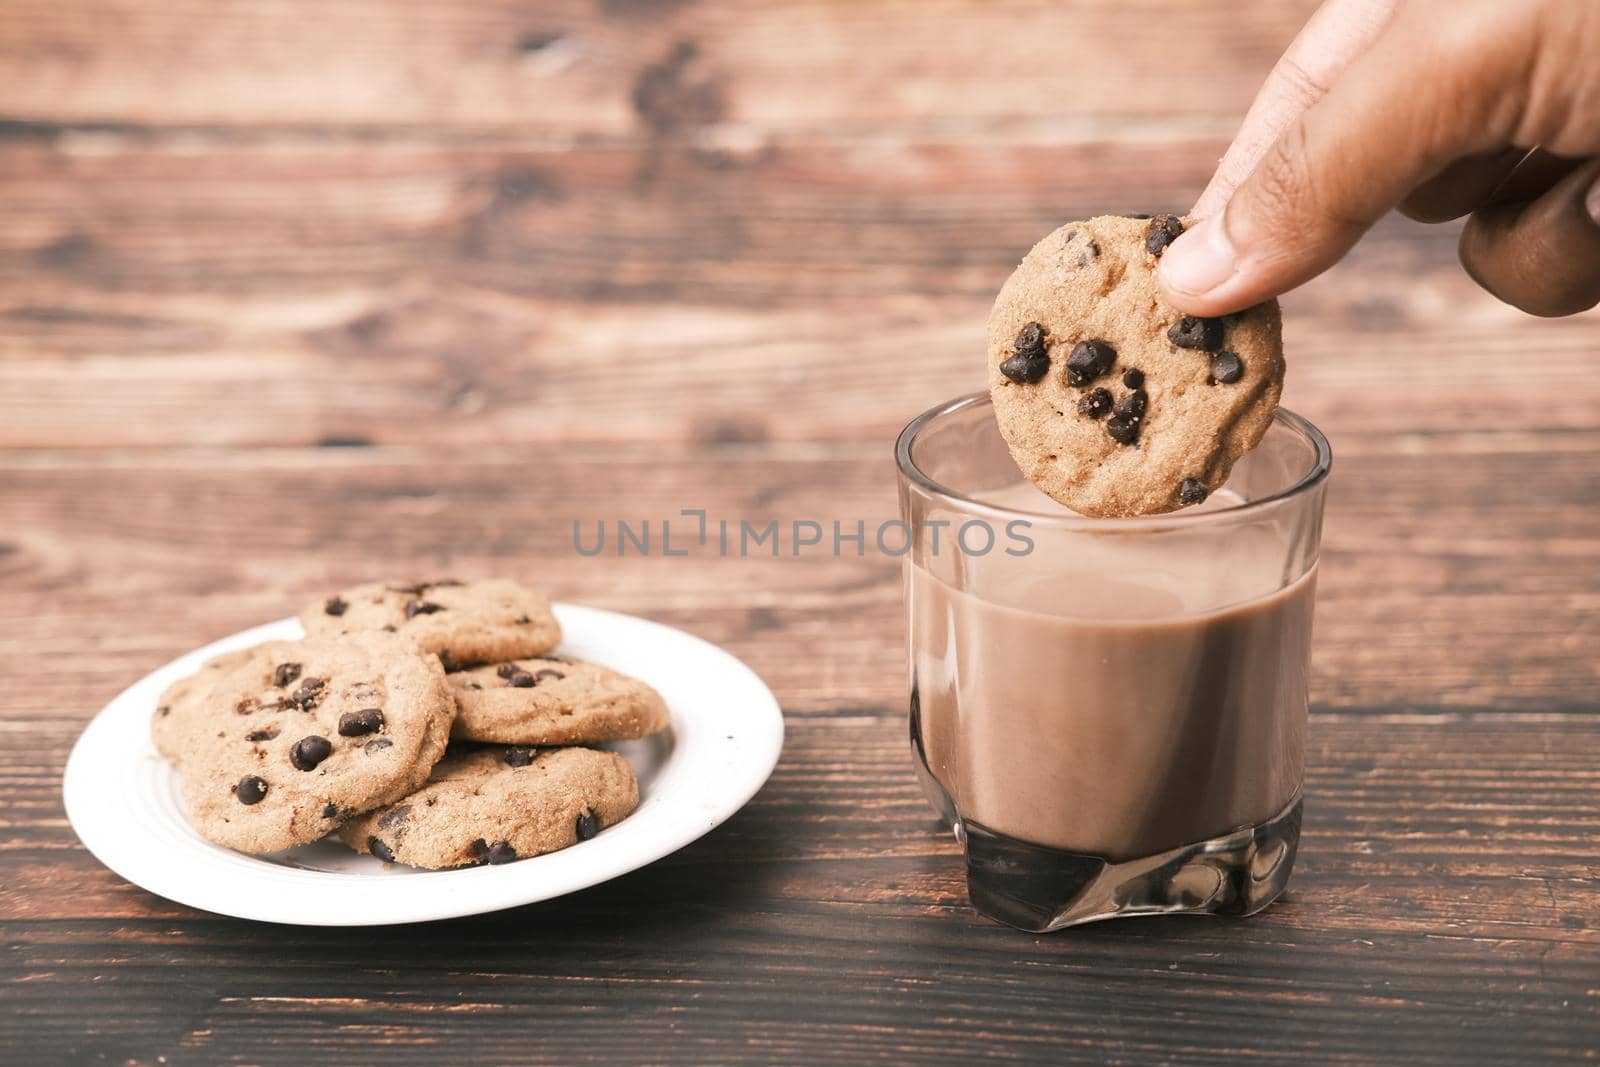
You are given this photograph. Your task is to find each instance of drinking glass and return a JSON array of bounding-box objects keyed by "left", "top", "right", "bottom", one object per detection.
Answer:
[{"left": 896, "top": 393, "right": 1331, "bottom": 930}]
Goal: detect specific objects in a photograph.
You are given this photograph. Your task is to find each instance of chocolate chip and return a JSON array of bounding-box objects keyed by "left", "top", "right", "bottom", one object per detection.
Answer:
[
  {"left": 495, "top": 663, "right": 523, "bottom": 679},
  {"left": 1178, "top": 478, "right": 1210, "bottom": 505},
  {"left": 1076, "top": 388, "right": 1113, "bottom": 419},
  {"left": 506, "top": 670, "right": 536, "bottom": 688},
  {"left": 1075, "top": 239, "right": 1100, "bottom": 268},
  {"left": 364, "top": 738, "right": 393, "bottom": 754},
  {"left": 324, "top": 596, "right": 347, "bottom": 616},
  {"left": 467, "top": 682, "right": 482, "bottom": 690},
  {"left": 1105, "top": 415, "right": 1140, "bottom": 446},
  {"left": 377, "top": 804, "right": 412, "bottom": 831},
  {"left": 504, "top": 746, "right": 537, "bottom": 767},
  {"left": 1145, "top": 214, "right": 1184, "bottom": 257},
  {"left": 575, "top": 809, "right": 601, "bottom": 841},
  {"left": 1106, "top": 385, "right": 1146, "bottom": 446},
  {"left": 290, "top": 735, "right": 332, "bottom": 771},
  {"left": 338, "top": 708, "right": 384, "bottom": 736},
  {"left": 234, "top": 776, "right": 268, "bottom": 805},
  {"left": 1123, "top": 212, "right": 1152, "bottom": 220},
  {"left": 469, "top": 838, "right": 490, "bottom": 862},
  {"left": 514, "top": 615, "right": 532, "bottom": 625},
  {"left": 291, "top": 678, "right": 327, "bottom": 711},
  {"left": 533, "top": 669, "right": 566, "bottom": 683},
  {"left": 486, "top": 841, "right": 518, "bottom": 865},
  {"left": 1122, "top": 368, "right": 1144, "bottom": 389},
  {"left": 1000, "top": 322, "right": 1051, "bottom": 384},
  {"left": 245, "top": 727, "right": 280, "bottom": 742},
  {"left": 1168, "top": 316, "right": 1224, "bottom": 351},
  {"left": 323, "top": 803, "right": 339, "bottom": 819},
  {"left": 1014, "top": 321, "right": 1047, "bottom": 357},
  {"left": 235, "top": 697, "right": 260, "bottom": 716},
  {"left": 368, "top": 837, "right": 395, "bottom": 862},
  {"left": 1114, "top": 389, "right": 1148, "bottom": 421},
  {"left": 272, "top": 662, "right": 302, "bottom": 688},
  {"left": 999, "top": 350, "right": 1050, "bottom": 385},
  {"left": 1210, "top": 350, "right": 1244, "bottom": 384},
  {"left": 1065, "top": 339, "right": 1116, "bottom": 386},
  {"left": 404, "top": 599, "right": 445, "bottom": 619}
]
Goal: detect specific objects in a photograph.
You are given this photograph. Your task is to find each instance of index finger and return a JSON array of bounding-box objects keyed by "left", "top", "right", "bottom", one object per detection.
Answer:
[{"left": 1193, "top": 0, "right": 1398, "bottom": 218}]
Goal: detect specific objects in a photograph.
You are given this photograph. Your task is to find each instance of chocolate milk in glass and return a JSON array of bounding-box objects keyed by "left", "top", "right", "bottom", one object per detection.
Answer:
[{"left": 909, "top": 482, "right": 1314, "bottom": 861}]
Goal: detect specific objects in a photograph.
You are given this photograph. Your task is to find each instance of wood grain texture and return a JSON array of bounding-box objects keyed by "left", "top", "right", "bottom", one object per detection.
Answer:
[
  {"left": 0, "top": 0, "right": 1315, "bottom": 135},
  {"left": 0, "top": 138, "right": 1595, "bottom": 449},
  {"left": 2, "top": 0, "right": 1598, "bottom": 1062},
  {"left": 1, "top": 446, "right": 1596, "bottom": 712},
  {"left": 3, "top": 712, "right": 1599, "bottom": 1065}
]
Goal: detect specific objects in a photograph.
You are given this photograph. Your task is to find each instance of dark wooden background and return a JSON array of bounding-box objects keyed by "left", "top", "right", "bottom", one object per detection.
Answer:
[{"left": 3, "top": 1, "right": 1598, "bottom": 1063}]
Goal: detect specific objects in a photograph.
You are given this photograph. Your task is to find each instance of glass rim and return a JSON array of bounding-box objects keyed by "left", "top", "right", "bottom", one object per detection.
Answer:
[{"left": 895, "top": 392, "right": 1332, "bottom": 533}]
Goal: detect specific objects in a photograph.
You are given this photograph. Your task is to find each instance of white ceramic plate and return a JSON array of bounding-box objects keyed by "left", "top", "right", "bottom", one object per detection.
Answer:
[{"left": 63, "top": 604, "right": 783, "bottom": 926}]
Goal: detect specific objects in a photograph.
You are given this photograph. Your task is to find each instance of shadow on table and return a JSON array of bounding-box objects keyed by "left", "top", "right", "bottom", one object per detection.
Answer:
[{"left": 175, "top": 801, "right": 790, "bottom": 963}]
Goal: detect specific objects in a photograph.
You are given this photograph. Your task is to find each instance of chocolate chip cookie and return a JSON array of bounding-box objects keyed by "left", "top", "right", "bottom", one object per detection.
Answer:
[
  {"left": 151, "top": 646, "right": 254, "bottom": 764},
  {"left": 171, "top": 632, "right": 455, "bottom": 854},
  {"left": 338, "top": 745, "right": 639, "bottom": 870},
  {"left": 300, "top": 578, "right": 561, "bottom": 669},
  {"left": 447, "top": 656, "right": 670, "bottom": 745},
  {"left": 988, "top": 214, "right": 1285, "bottom": 517}
]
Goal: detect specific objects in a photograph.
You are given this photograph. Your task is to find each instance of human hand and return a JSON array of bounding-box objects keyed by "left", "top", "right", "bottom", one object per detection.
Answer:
[{"left": 1157, "top": 0, "right": 1600, "bottom": 318}]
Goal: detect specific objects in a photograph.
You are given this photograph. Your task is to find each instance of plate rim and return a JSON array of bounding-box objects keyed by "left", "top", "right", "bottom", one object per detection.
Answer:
[{"left": 62, "top": 604, "right": 784, "bottom": 926}]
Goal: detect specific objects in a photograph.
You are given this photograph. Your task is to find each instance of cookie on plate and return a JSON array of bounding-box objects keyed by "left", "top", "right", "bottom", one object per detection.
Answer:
[
  {"left": 447, "top": 656, "right": 670, "bottom": 745},
  {"left": 988, "top": 214, "right": 1285, "bottom": 517},
  {"left": 151, "top": 646, "right": 254, "bottom": 764},
  {"left": 300, "top": 578, "right": 560, "bottom": 669},
  {"left": 338, "top": 745, "right": 639, "bottom": 870},
  {"left": 172, "top": 632, "right": 455, "bottom": 854}
]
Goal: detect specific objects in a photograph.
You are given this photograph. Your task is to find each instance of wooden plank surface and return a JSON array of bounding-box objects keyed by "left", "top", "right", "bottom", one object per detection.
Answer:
[
  {"left": 3, "top": 445, "right": 1597, "bottom": 712},
  {"left": 2, "top": 0, "right": 1598, "bottom": 1062},
  {"left": 4, "top": 712, "right": 1599, "bottom": 1064},
  {"left": 0, "top": 0, "right": 1310, "bottom": 135}
]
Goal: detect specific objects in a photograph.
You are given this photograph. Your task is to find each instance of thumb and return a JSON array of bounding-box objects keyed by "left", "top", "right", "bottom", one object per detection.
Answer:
[{"left": 1157, "top": 5, "right": 1528, "bottom": 315}]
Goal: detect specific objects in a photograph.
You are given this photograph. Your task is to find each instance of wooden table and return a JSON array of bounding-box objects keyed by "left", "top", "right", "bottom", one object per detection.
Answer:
[{"left": 3, "top": 1, "right": 1597, "bottom": 1062}]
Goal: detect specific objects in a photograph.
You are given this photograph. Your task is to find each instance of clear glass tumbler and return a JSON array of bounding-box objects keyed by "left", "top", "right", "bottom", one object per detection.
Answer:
[{"left": 896, "top": 393, "right": 1331, "bottom": 931}]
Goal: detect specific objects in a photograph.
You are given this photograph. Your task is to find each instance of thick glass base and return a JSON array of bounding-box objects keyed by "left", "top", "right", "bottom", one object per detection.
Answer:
[
  {"left": 959, "top": 798, "right": 1301, "bottom": 931},
  {"left": 911, "top": 690, "right": 1301, "bottom": 931}
]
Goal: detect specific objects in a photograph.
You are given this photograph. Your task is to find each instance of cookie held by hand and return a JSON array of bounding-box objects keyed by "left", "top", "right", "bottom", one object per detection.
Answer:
[{"left": 988, "top": 214, "right": 1285, "bottom": 517}]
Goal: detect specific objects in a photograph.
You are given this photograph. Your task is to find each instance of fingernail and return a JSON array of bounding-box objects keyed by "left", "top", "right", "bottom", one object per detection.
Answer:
[
  {"left": 1158, "top": 215, "right": 1239, "bottom": 298},
  {"left": 1587, "top": 171, "right": 1600, "bottom": 229}
]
